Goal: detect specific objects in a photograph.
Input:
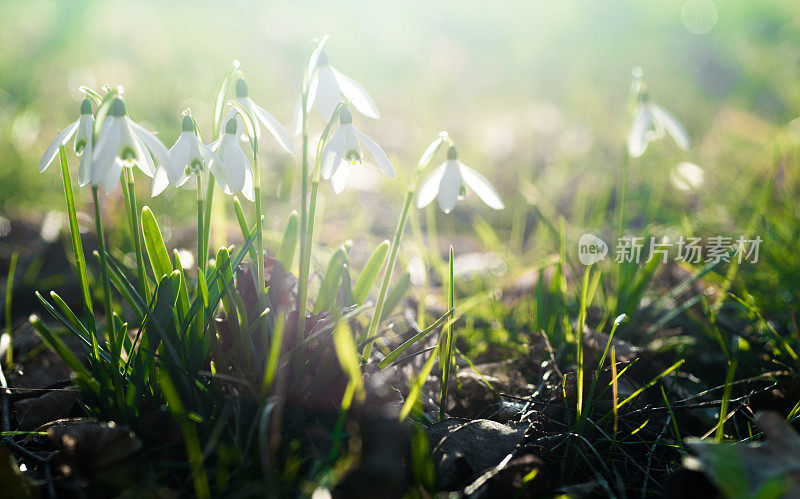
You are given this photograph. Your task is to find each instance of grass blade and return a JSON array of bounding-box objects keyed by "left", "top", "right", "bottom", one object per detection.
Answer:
[
  {"left": 142, "top": 206, "right": 173, "bottom": 281},
  {"left": 353, "top": 240, "right": 389, "bottom": 305}
]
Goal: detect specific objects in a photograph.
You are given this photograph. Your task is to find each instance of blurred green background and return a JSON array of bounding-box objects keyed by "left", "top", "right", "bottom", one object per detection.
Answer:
[{"left": 1, "top": 0, "right": 799, "bottom": 243}]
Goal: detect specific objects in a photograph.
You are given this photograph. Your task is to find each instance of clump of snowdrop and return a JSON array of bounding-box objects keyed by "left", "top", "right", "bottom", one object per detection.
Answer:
[
  {"left": 293, "top": 43, "right": 379, "bottom": 134},
  {"left": 152, "top": 114, "right": 224, "bottom": 196},
  {"left": 226, "top": 77, "right": 294, "bottom": 153},
  {"left": 627, "top": 67, "right": 690, "bottom": 158},
  {"left": 90, "top": 98, "right": 172, "bottom": 192},
  {"left": 416, "top": 144, "right": 504, "bottom": 213},
  {"left": 211, "top": 118, "right": 255, "bottom": 201},
  {"left": 39, "top": 98, "right": 94, "bottom": 185},
  {"left": 320, "top": 106, "right": 395, "bottom": 193}
]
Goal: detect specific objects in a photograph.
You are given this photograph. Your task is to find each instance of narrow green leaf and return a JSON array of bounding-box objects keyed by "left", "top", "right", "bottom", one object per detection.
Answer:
[
  {"left": 3, "top": 252, "right": 18, "bottom": 365},
  {"left": 380, "top": 272, "right": 411, "bottom": 321},
  {"left": 172, "top": 250, "right": 190, "bottom": 320},
  {"left": 353, "top": 240, "right": 390, "bottom": 305},
  {"left": 378, "top": 307, "right": 454, "bottom": 369},
  {"left": 332, "top": 321, "right": 364, "bottom": 402},
  {"left": 233, "top": 196, "right": 256, "bottom": 261},
  {"left": 340, "top": 263, "right": 355, "bottom": 308},
  {"left": 314, "top": 246, "right": 346, "bottom": 314},
  {"left": 143, "top": 271, "right": 183, "bottom": 368},
  {"left": 58, "top": 146, "right": 92, "bottom": 316},
  {"left": 29, "top": 314, "right": 92, "bottom": 379},
  {"left": 277, "top": 210, "right": 299, "bottom": 271},
  {"left": 400, "top": 344, "right": 439, "bottom": 421},
  {"left": 141, "top": 206, "right": 172, "bottom": 281}
]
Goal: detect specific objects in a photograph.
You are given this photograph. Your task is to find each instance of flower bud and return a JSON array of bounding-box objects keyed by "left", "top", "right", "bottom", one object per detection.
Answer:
[
  {"left": 225, "top": 118, "right": 238, "bottom": 135},
  {"left": 235, "top": 78, "right": 248, "bottom": 98},
  {"left": 80, "top": 98, "right": 92, "bottom": 115},
  {"left": 108, "top": 98, "right": 126, "bottom": 117},
  {"left": 182, "top": 115, "right": 195, "bottom": 132}
]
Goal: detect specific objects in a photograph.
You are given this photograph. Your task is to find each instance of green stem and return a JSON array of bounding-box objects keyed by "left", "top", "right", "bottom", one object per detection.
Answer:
[
  {"left": 196, "top": 175, "right": 205, "bottom": 341},
  {"left": 91, "top": 186, "right": 122, "bottom": 401},
  {"left": 362, "top": 190, "right": 415, "bottom": 359},
  {"left": 616, "top": 149, "right": 630, "bottom": 241},
  {"left": 297, "top": 93, "right": 310, "bottom": 344},
  {"left": 58, "top": 147, "right": 93, "bottom": 317},
  {"left": 252, "top": 140, "right": 267, "bottom": 332},
  {"left": 439, "top": 246, "right": 454, "bottom": 421},
  {"left": 202, "top": 177, "right": 214, "bottom": 271},
  {"left": 4, "top": 252, "right": 17, "bottom": 366},
  {"left": 123, "top": 168, "right": 149, "bottom": 298}
]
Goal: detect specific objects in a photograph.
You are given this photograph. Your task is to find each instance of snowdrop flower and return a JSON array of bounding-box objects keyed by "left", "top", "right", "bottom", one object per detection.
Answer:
[
  {"left": 293, "top": 48, "right": 379, "bottom": 134},
  {"left": 224, "top": 78, "right": 294, "bottom": 153},
  {"left": 416, "top": 146, "right": 504, "bottom": 214},
  {"left": 152, "top": 115, "right": 225, "bottom": 196},
  {"left": 627, "top": 67, "right": 690, "bottom": 158},
  {"left": 320, "top": 106, "right": 395, "bottom": 193},
  {"left": 89, "top": 99, "right": 172, "bottom": 192},
  {"left": 39, "top": 98, "right": 94, "bottom": 185},
  {"left": 211, "top": 118, "right": 254, "bottom": 202}
]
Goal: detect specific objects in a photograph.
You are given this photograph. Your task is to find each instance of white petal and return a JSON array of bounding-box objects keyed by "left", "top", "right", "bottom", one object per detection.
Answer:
[
  {"left": 199, "top": 142, "right": 223, "bottom": 171},
  {"left": 457, "top": 161, "right": 504, "bottom": 210},
  {"left": 39, "top": 119, "right": 79, "bottom": 172},
  {"left": 648, "top": 102, "right": 690, "bottom": 151},
  {"left": 315, "top": 66, "right": 343, "bottom": 122},
  {"left": 221, "top": 139, "right": 250, "bottom": 194},
  {"left": 91, "top": 118, "right": 123, "bottom": 182},
  {"left": 332, "top": 67, "right": 379, "bottom": 119},
  {"left": 208, "top": 155, "right": 230, "bottom": 192},
  {"left": 416, "top": 163, "right": 447, "bottom": 209},
  {"left": 249, "top": 98, "right": 295, "bottom": 154},
  {"left": 77, "top": 139, "right": 92, "bottom": 186},
  {"left": 329, "top": 159, "right": 351, "bottom": 194},
  {"left": 241, "top": 165, "right": 255, "bottom": 202},
  {"left": 169, "top": 133, "right": 191, "bottom": 172},
  {"left": 356, "top": 129, "right": 394, "bottom": 178},
  {"left": 130, "top": 120, "right": 173, "bottom": 175},
  {"left": 342, "top": 124, "right": 362, "bottom": 164},
  {"left": 74, "top": 115, "right": 94, "bottom": 155},
  {"left": 100, "top": 159, "right": 123, "bottom": 193},
  {"left": 291, "top": 95, "right": 304, "bottom": 137},
  {"left": 437, "top": 162, "right": 463, "bottom": 213},
  {"left": 151, "top": 166, "right": 170, "bottom": 196},
  {"left": 627, "top": 103, "right": 651, "bottom": 158},
  {"left": 133, "top": 135, "right": 156, "bottom": 177},
  {"left": 306, "top": 71, "right": 320, "bottom": 114},
  {"left": 321, "top": 127, "right": 346, "bottom": 179}
]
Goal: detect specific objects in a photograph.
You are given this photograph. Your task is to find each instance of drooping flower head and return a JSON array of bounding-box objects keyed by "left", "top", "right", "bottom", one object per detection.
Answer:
[
  {"left": 293, "top": 41, "right": 380, "bottom": 134},
  {"left": 39, "top": 98, "right": 95, "bottom": 185},
  {"left": 211, "top": 118, "right": 254, "bottom": 201},
  {"left": 416, "top": 145, "right": 504, "bottom": 214},
  {"left": 152, "top": 114, "right": 225, "bottom": 196},
  {"left": 320, "top": 106, "right": 395, "bottom": 193},
  {"left": 627, "top": 67, "right": 690, "bottom": 158},
  {"left": 225, "top": 77, "right": 294, "bottom": 154},
  {"left": 90, "top": 98, "right": 172, "bottom": 192}
]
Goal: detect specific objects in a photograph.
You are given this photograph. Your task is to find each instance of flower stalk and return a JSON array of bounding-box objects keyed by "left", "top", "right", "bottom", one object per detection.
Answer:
[
  {"left": 91, "top": 186, "right": 121, "bottom": 395},
  {"left": 123, "top": 167, "right": 149, "bottom": 297},
  {"left": 361, "top": 133, "right": 452, "bottom": 358},
  {"left": 298, "top": 103, "right": 345, "bottom": 343}
]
